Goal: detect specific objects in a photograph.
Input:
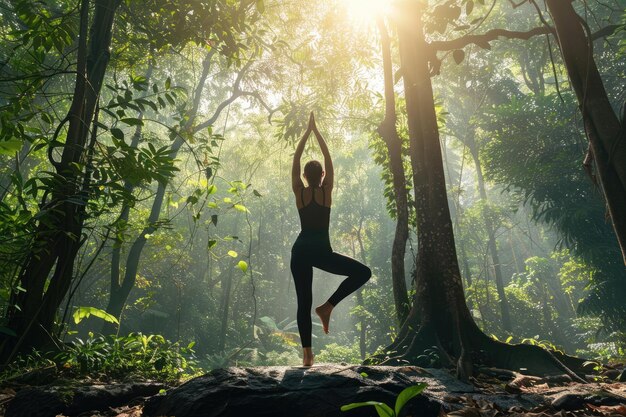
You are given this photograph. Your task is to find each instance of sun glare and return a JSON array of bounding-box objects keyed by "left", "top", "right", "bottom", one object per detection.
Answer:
[{"left": 341, "top": 0, "right": 391, "bottom": 25}]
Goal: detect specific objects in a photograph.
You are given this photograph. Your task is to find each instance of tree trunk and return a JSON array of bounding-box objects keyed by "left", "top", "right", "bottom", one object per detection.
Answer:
[
  {"left": 366, "top": 2, "right": 586, "bottom": 380},
  {"left": 102, "top": 53, "right": 261, "bottom": 331},
  {"left": 218, "top": 261, "right": 235, "bottom": 352},
  {"left": 1, "top": 0, "right": 121, "bottom": 363},
  {"left": 469, "top": 142, "right": 512, "bottom": 333},
  {"left": 105, "top": 67, "right": 153, "bottom": 333},
  {"left": 376, "top": 17, "right": 410, "bottom": 326},
  {"left": 354, "top": 219, "right": 369, "bottom": 360},
  {"left": 103, "top": 51, "right": 216, "bottom": 331},
  {"left": 546, "top": 0, "right": 626, "bottom": 264},
  {"left": 103, "top": 139, "right": 178, "bottom": 332}
]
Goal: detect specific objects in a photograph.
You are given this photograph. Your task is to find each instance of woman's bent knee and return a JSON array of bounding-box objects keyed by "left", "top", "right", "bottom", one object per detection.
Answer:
[{"left": 361, "top": 265, "right": 372, "bottom": 282}]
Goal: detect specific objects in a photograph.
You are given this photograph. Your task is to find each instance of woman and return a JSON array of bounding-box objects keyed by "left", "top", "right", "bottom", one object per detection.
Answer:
[{"left": 291, "top": 112, "right": 371, "bottom": 366}]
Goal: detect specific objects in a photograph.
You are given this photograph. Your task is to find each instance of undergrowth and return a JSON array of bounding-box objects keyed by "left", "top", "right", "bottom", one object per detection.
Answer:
[{"left": 0, "top": 332, "right": 199, "bottom": 384}]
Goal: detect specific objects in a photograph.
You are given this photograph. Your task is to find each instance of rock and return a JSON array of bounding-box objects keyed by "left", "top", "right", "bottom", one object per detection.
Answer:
[
  {"left": 143, "top": 365, "right": 551, "bottom": 417},
  {"left": 5, "top": 382, "right": 165, "bottom": 417},
  {"left": 144, "top": 365, "right": 445, "bottom": 417},
  {"left": 551, "top": 393, "right": 585, "bottom": 410},
  {"left": 619, "top": 369, "right": 626, "bottom": 382}
]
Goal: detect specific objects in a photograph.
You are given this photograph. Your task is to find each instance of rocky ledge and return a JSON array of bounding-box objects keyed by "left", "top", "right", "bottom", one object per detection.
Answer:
[
  {"left": 144, "top": 364, "right": 546, "bottom": 417},
  {"left": 3, "top": 365, "right": 625, "bottom": 417}
]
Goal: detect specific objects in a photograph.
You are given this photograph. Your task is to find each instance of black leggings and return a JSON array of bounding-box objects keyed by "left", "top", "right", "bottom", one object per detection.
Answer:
[{"left": 290, "top": 235, "right": 371, "bottom": 348}]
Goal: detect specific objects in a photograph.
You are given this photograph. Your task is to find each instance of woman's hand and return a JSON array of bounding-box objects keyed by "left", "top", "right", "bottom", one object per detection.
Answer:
[{"left": 308, "top": 111, "right": 316, "bottom": 131}]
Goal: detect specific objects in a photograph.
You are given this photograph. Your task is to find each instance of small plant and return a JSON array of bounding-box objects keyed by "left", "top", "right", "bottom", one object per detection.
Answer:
[
  {"left": 340, "top": 383, "right": 427, "bottom": 417},
  {"left": 414, "top": 346, "right": 440, "bottom": 367}
]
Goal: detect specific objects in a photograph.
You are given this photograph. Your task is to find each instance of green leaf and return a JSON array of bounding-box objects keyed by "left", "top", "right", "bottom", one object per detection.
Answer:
[
  {"left": 208, "top": 239, "right": 217, "bottom": 249},
  {"left": 0, "top": 140, "right": 22, "bottom": 155},
  {"left": 237, "top": 260, "right": 248, "bottom": 273},
  {"left": 0, "top": 326, "right": 17, "bottom": 337},
  {"left": 255, "top": 0, "right": 264, "bottom": 13},
  {"left": 340, "top": 401, "right": 394, "bottom": 417},
  {"left": 111, "top": 128, "right": 124, "bottom": 140},
  {"left": 211, "top": 214, "right": 218, "bottom": 226},
  {"left": 394, "top": 383, "right": 427, "bottom": 416},
  {"left": 227, "top": 250, "right": 238, "bottom": 258},
  {"left": 259, "top": 316, "right": 279, "bottom": 330},
  {"left": 165, "top": 77, "right": 171, "bottom": 90},
  {"left": 234, "top": 204, "right": 248, "bottom": 213},
  {"left": 73, "top": 306, "right": 119, "bottom": 325},
  {"left": 120, "top": 117, "right": 144, "bottom": 126}
]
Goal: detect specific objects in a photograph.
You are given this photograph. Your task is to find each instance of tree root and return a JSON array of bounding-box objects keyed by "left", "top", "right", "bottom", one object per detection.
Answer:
[{"left": 364, "top": 322, "right": 588, "bottom": 382}]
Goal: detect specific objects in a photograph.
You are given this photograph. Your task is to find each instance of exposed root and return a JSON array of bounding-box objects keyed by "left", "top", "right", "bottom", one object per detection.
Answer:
[
  {"left": 364, "top": 322, "right": 588, "bottom": 383},
  {"left": 472, "top": 332, "right": 587, "bottom": 382}
]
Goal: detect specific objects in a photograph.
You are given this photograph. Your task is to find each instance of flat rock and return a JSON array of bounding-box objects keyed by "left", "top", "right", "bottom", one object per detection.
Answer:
[
  {"left": 5, "top": 381, "right": 165, "bottom": 417},
  {"left": 143, "top": 365, "right": 547, "bottom": 417}
]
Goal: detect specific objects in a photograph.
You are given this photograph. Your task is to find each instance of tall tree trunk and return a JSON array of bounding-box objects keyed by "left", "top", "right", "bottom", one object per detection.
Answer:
[
  {"left": 2, "top": 0, "right": 121, "bottom": 362},
  {"left": 366, "top": 2, "right": 586, "bottom": 380},
  {"left": 218, "top": 261, "right": 235, "bottom": 352},
  {"left": 105, "top": 66, "right": 154, "bottom": 333},
  {"left": 354, "top": 219, "right": 369, "bottom": 360},
  {"left": 376, "top": 17, "right": 410, "bottom": 325},
  {"left": 441, "top": 136, "right": 473, "bottom": 299},
  {"left": 546, "top": 0, "right": 626, "bottom": 264},
  {"left": 103, "top": 51, "right": 216, "bottom": 330},
  {"left": 469, "top": 141, "right": 511, "bottom": 333},
  {"left": 102, "top": 53, "right": 259, "bottom": 330}
]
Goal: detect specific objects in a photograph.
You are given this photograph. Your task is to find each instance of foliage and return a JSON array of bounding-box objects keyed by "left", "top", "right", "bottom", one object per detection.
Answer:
[
  {"left": 340, "top": 383, "right": 428, "bottom": 417},
  {"left": 1, "top": 0, "right": 625, "bottom": 373},
  {"left": 72, "top": 306, "right": 119, "bottom": 326},
  {"left": 480, "top": 92, "right": 626, "bottom": 333},
  {"left": 0, "top": 333, "right": 198, "bottom": 383},
  {"left": 317, "top": 342, "right": 362, "bottom": 364}
]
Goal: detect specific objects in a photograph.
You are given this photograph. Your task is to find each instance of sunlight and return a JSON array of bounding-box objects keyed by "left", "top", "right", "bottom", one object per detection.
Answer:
[{"left": 341, "top": 0, "right": 391, "bottom": 25}]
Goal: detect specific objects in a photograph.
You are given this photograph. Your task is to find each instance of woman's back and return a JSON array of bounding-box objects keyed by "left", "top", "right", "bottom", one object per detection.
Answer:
[{"left": 297, "top": 186, "right": 331, "bottom": 231}]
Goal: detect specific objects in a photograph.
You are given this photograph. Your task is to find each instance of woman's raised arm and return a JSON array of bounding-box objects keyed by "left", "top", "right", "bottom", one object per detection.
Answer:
[
  {"left": 311, "top": 115, "right": 333, "bottom": 189},
  {"left": 292, "top": 115, "right": 313, "bottom": 193}
]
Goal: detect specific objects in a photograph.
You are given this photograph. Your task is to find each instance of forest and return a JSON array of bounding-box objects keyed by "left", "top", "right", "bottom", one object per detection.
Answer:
[{"left": 0, "top": 0, "right": 625, "bottom": 416}]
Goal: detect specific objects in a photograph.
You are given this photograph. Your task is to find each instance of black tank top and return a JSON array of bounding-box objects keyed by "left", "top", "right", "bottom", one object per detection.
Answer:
[{"left": 298, "top": 187, "right": 330, "bottom": 231}]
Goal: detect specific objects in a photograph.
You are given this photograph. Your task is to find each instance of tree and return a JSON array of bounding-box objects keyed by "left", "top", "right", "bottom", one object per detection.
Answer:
[
  {"left": 375, "top": 17, "right": 411, "bottom": 326},
  {"left": 368, "top": 0, "right": 587, "bottom": 379},
  {"left": 2, "top": 0, "right": 123, "bottom": 362},
  {"left": 1, "top": 0, "right": 256, "bottom": 362},
  {"left": 544, "top": 0, "right": 626, "bottom": 264}
]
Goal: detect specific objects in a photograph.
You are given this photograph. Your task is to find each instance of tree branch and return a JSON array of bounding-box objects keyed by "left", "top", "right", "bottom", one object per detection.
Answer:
[
  {"left": 431, "top": 24, "right": 621, "bottom": 52},
  {"left": 591, "top": 24, "right": 621, "bottom": 40},
  {"left": 192, "top": 59, "right": 254, "bottom": 133},
  {"left": 431, "top": 26, "right": 554, "bottom": 51}
]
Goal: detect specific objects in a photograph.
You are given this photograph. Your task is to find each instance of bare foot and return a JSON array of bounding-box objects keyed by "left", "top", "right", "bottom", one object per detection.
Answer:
[
  {"left": 315, "top": 302, "right": 333, "bottom": 334},
  {"left": 303, "top": 347, "right": 314, "bottom": 367}
]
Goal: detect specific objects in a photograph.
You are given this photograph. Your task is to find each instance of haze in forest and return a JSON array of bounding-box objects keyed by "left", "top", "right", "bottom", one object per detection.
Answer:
[{"left": 0, "top": 0, "right": 624, "bottom": 379}]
